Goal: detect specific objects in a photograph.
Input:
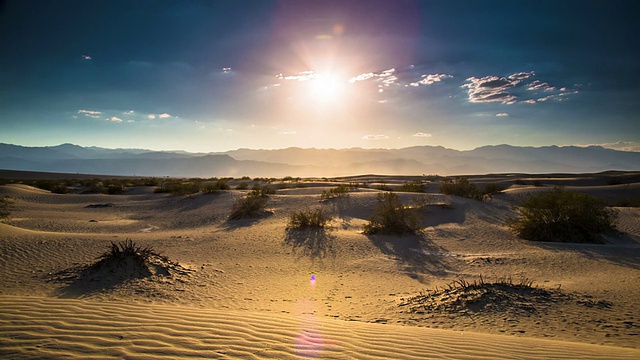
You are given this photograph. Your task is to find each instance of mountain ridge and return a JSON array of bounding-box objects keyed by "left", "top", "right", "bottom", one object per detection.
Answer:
[{"left": 0, "top": 143, "right": 638, "bottom": 177}]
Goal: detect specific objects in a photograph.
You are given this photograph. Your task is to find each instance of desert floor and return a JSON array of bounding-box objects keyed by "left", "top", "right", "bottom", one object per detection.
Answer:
[{"left": 1, "top": 172, "right": 639, "bottom": 359}]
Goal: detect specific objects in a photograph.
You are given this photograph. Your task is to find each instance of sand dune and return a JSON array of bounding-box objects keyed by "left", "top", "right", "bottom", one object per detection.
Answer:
[
  {"left": 1, "top": 296, "right": 639, "bottom": 359},
  {"left": 1, "top": 174, "right": 639, "bottom": 358}
]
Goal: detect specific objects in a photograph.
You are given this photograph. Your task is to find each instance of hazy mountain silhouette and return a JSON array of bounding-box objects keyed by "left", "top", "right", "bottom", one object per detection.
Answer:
[{"left": 0, "top": 143, "right": 638, "bottom": 177}]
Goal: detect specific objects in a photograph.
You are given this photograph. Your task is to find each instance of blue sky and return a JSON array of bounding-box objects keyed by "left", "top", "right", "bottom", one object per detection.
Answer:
[{"left": 1, "top": 0, "right": 639, "bottom": 152}]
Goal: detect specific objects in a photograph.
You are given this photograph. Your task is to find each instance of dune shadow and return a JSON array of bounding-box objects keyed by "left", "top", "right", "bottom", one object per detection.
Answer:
[
  {"left": 531, "top": 234, "right": 640, "bottom": 270},
  {"left": 220, "top": 212, "right": 273, "bottom": 230},
  {"left": 284, "top": 228, "right": 336, "bottom": 261},
  {"left": 368, "top": 233, "right": 454, "bottom": 282}
]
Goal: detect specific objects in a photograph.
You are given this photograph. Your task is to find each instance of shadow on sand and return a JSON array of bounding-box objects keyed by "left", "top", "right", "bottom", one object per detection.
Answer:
[
  {"left": 368, "top": 233, "right": 454, "bottom": 282},
  {"left": 284, "top": 228, "right": 336, "bottom": 261}
]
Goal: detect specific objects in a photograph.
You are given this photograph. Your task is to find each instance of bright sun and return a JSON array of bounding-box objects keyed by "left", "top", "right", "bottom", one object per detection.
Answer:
[{"left": 310, "top": 74, "right": 344, "bottom": 101}]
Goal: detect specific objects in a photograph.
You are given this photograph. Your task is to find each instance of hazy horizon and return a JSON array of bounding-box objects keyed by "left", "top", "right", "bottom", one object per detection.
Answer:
[{"left": 1, "top": 1, "right": 639, "bottom": 153}]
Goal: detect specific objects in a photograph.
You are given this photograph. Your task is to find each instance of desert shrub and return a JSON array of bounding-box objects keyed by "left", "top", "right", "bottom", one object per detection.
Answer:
[
  {"left": 100, "top": 239, "right": 155, "bottom": 265},
  {"left": 155, "top": 181, "right": 201, "bottom": 196},
  {"left": 440, "top": 177, "right": 481, "bottom": 200},
  {"left": 320, "top": 184, "right": 351, "bottom": 200},
  {"left": 363, "top": 192, "right": 421, "bottom": 235},
  {"left": 203, "top": 179, "right": 230, "bottom": 193},
  {"left": 399, "top": 180, "right": 426, "bottom": 193},
  {"left": 513, "top": 179, "right": 526, "bottom": 185},
  {"left": 374, "top": 182, "right": 393, "bottom": 191},
  {"left": 229, "top": 193, "right": 269, "bottom": 220},
  {"left": 251, "top": 184, "right": 275, "bottom": 196},
  {"left": 483, "top": 183, "right": 505, "bottom": 196},
  {"left": 235, "top": 182, "right": 249, "bottom": 190},
  {"left": 506, "top": 188, "right": 617, "bottom": 243},
  {"left": 288, "top": 208, "right": 332, "bottom": 229},
  {"left": 532, "top": 180, "right": 543, "bottom": 187},
  {"left": 0, "top": 196, "right": 12, "bottom": 219}
]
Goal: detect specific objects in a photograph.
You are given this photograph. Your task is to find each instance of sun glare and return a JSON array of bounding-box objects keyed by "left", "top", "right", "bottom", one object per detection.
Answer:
[{"left": 310, "top": 74, "right": 344, "bottom": 101}]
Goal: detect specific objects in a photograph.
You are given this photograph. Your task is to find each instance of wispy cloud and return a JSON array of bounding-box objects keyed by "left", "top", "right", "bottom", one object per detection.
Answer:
[
  {"left": 278, "top": 130, "right": 297, "bottom": 135},
  {"left": 81, "top": 54, "right": 92, "bottom": 60},
  {"left": 147, "top": 114, "right": 156, "bottom": 119},
  {"left": 578, "top": 141, "right": 640, "bottom": 152},
  {"left": 78, "top": 109, "right": 101, "bottom": 115},
  {"left": 108, "top": 116, "right": 123, "bottom": 122},
  {"left": 412, "top": 132, "right": 432, "bottom": 137},
  {"left": 158, "top": 113, "right": 172, "bottom": 118},
  {"left": 462, "top": 76, "right": 519, "bottom": 104},
  {"left": 276, "top": 71, "right": 317, "bottom": 82},
  {"left": 362, "top": 134, "right": 389, "bottom": 140},
  {"left": 409, "top": 74, "right": 452, "bottom": 87},
  {"left": 496, "top": 113, "right": 509, "bottom": 117},
  {"left": 463, "top": 71, "right": 577, "bottom": 105}
]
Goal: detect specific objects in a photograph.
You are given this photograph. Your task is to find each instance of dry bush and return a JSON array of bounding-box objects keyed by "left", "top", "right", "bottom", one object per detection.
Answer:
[
  {"left": 363, "top": 192, "right": 421, "bottom": 235},
  {"left": 507, "top": 188, "right": 617, "bottom": 243},
  {"left": 288, "top": 208, "right": 332, "bottom": 229},
  {"left": 228, "top": 192, "right": 269, "bottom": 220}
]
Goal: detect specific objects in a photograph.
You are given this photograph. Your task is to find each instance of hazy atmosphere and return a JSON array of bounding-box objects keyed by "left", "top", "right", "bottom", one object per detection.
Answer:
[{"left": 1, "top": 0, "right": 639, "bottom": 152}]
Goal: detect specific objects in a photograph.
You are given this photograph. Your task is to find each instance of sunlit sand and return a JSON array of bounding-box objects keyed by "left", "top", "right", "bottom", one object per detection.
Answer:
[{"left": 1, "top": 173, "right": 639, "bottom": 359}]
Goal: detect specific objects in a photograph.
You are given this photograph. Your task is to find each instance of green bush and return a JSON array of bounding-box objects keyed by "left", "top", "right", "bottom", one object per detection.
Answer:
[
  {"left": 363, "top": 192, "right": 421, "bottom": 235},
  {"left": 399, "top": 180, "right": 426, "bottom": 193},
  {"left": 251, "top": 184, "right": 275, "bottom": 196},
  {"left": 235, "top": 182, "right": 249, "bottom": 190},
  {"left": 0, "top": 196, "right": 12, "bottom": 219},
  {"left": 439, "top": 177, "right": 481, "bottom": 200},
  {"left": 288, "top": 208, "right": 332, "bottom": 229},
  {"left": 228, "top": 193, "right": 269, "bottom": 220},
  {"left": 203, "top": 179, "right": 230, "bottom": 193},
  {"left": 506, "top": 188, "right": 617, "bottom": 243},
  {"left": 320, "top": 184, "right": 350, "bottom": 200}
]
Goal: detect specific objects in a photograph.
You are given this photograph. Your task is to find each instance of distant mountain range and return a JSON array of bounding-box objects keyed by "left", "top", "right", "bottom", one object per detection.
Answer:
[{"left": 1, "top": 143, "right": 638, "bottom": 177}]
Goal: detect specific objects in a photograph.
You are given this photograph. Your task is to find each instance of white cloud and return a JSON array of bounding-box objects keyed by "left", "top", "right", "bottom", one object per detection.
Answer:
[
  {"left": 158, "top": 113, "right": 171, "bottom": 118},
  {"left": 108, "top": 116, "right": 123, "bottom": 122},
  {"left": 496, "top": 113, "right": 509, "bottom": 117},
  {"left": 412, "top": 132, "right": 432, "bottom": 137},
  {"left": 124, "top": 110, "right": 134, "bottom": 115},
  {"left": 409, "top": 74, "right": 453, "bottom": 87},
  {"left": 462, "top": 75, "right": 519, "bottom": 104},
  {"left": 81, "top": 54, "right": 91, "bottom": 60},
  {"left": 362, "top": 134, "right": 389, "bottom": 140},
  {"left": 527, "top": 80, "right": 556, "bottom": 91},
  {"left": 508, "top": 71, "right": 535, "bottom": 80},
  {"left": 78, "top": 109, "right": 101, "bottom": 115},
  {"left": 349, "top": 72, "right": 376, "bottom": 83},
  {"left": 278, "top": 131, "right": 297, "bottom": 135},
  {"left": 582, "top": 141, "right": 640, "bottom": 152},
  {"left": 147, "top": 114, "right": 156, "bottom": 119},
  {"left": 276, "top": 71, "right": 317, "bottom": 82},
  {"left": 522, "top": 99, "right": 537, "bottom": 104}
]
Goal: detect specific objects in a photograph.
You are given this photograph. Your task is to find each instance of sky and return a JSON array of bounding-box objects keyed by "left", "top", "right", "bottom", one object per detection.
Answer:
[{"left": 1, "top": 0, "right": 639, "bottom": 153}]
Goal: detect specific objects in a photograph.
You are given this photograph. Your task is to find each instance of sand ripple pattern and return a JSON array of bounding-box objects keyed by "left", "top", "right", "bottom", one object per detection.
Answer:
[{"left": 1, "top": 296, "right": 638, "bottom": 359}]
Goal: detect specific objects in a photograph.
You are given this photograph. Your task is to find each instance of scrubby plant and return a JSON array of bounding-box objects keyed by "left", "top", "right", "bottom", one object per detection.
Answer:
[
  {"left": 288, "top": 208, "right": 332, "bottom": 229},
  {"left": 228, "top": 192, "right": 269, "bottom": 220},
  {"left": 0, "top": 196, "right": 12, "bottom": 219},
  {"left": 439, "top": 177, "right": 481, "bottom": 200},
  {"left": 251, "top": 184, "right": 276, "bottom": 196},
  {"left": 235, "top": 182, "right": 249, "bottom": 190},
  {"left": 399, "top": 180, "right": 426, "bottom": 193},
  {"left": 320, "top": 184, "right": 351, "bottom": 200},
  {"left": 363, "top": 192, "right": 421, "bottom": 235},
  {"left": 99, "top": 239, "right": 155, "bottom": 265},
  {"left": 155, "top": 180, "right": 202, "bottom": 196},
  {"left": 203, "top": 179, "right": 230, "bottom": 193},
  {"left": 483, "top": 183, "right": 505, "bottom": 196},
  {"left": 506, "top": 188, "right": 617, "bottom": 243}
]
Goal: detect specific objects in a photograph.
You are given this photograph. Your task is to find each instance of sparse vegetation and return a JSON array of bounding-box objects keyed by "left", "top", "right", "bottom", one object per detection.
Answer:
[
  {"left": 0, "top": 196, "right": 12, "bottom": 219},
  {"left": 399, "top": 180, "right": 426, "bottom": 193},
  {"left": 363, "top": 192, "right": 421, "bottom": 235},
  {"left": 287, "top": 208, "right": 332, "bottom": 229},
  {"left": 251, "top": 184, "right": 276, "bottom": 196},
  {"left": 507, "top": 188, "right": 617, "bottom": 243},
  {"left": 99, "top": 239, "right": 156, "bottom": 265},
  {"left": 228, "top": 192, "right": 269, "bottom": 220},
  {"left": 155, "top": 180, "right": 202, "bottom": 196},
  {"left": 440, "top": 177, "right": 504, "bottom": 200},
  {"left": 439, "top": 177, "right": 480, "bottom": 200},
  {"left": 203, "top": 179, "right": 230, "bottom": 193},
  {"left": 320, "top": 184, "right": 351, "bottom": 200},
  {"left": 235, "top": 182, "right": 249, "bottom": 190}
]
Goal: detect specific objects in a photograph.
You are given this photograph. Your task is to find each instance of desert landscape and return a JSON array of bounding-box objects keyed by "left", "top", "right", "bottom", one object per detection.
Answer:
[{"left": 1, "top": 171, "right": 639, "bottom": 359}]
